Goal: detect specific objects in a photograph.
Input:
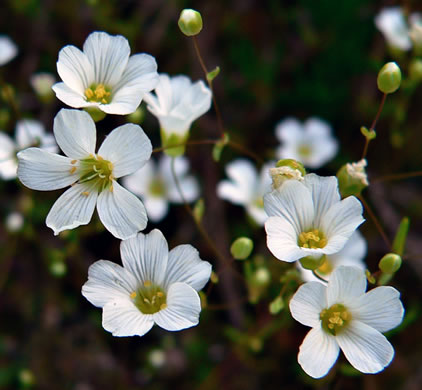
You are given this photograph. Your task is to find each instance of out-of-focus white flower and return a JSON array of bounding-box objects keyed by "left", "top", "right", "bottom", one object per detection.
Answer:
[
  {"left": 264, "top": 174, "right": 364, "bottom": 262},
  {"left": 122, "top": 155, "right": 199, "bottom": 222},
  {"left": 0, "top": 36, "right": 17, "bottom": 66},
  {"left": 5, "top": 211, "right": 24, "bottom": 232},
  {"left": 298, "top": 231, "right": 367, "bottom": 282},
  {"left": 52, "top": 31, "right": 158, "bottom": 115},
  {"left": 217, "top": 159, "right": 273, "bottom": 226},
  {"left": 289, "top": 266, "right": 404, "bottom": 378},
  {"left": 17, "top": 109, "right": 152, "bottom": 239},
  {"left": 409, "top": 14, "right": 422, "bottom": 49},
  {"left": 0, "top": 120, "right": 57, "bottom": 180},
  {"left": 144, "top": 74, "right": 212, "bottom": 155},
  {"left": 82, "top": 229, "right": 212, "bottom": 337},
  {"left": 275, "top": 117, "right": 338, "bottom": 169},
  {"left": 30, "top": 72, "right": 56, "bottom": 101}
]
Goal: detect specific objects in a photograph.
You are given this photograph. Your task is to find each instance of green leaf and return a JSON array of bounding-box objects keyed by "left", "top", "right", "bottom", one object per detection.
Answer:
[{"left": 392, "top": 217, "right": 409, "bottom": 256}]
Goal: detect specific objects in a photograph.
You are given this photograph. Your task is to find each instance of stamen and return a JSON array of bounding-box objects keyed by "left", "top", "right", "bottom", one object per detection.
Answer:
[
  {"left": 320, "top": 303, "right": 351, "bottom": 335},
  {"left": 298, "top": 229, "right": 327, "bottom": 249},
  {"left": 81, "top": 191, "right": 90, "bottom": 196},
  {"left": 160, "top": 304, "right": 167, "bottom": 310},
  {"left": 144, "top": 280, "right": 152, "bottom": 287},
  {"left": 84, "top": 83, "right": 112, "bottom": 104},
  {"left": 71, "top": 160, "right": 77, "bottom": 164},
  {"left": 130, "top": 292, "right": 137, "bottom": 299},
  {"left": 69, "top": 166, "right": 77, "bottom": 174}
]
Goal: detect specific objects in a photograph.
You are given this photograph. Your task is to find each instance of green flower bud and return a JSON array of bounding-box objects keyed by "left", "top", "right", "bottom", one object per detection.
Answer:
[
  {"left": 377, "top": 62, "right": 401, "bottom": 94},
  {"left": 269, "top": 296, "right": 284, "bottom": 315},
  {"left": 160, "top": 129, "right": 189, "bottom": 157},
  {"left": 230, "top": 237, "right": 254, "bottom": 260},
  {"left": 270, "top": 159, "right": 306, "bottom": 190},
  {"left": 299, "top": 255, "right": 326, "bottom": 271},
  {"left": 178, "top": 9, "right": 203, "bottom": 37},
  {"left": 379, "top": 253, "right": 402, "bottom": 274},
  {"left": 212, "top": 133, "right": 229, "bottom": 161},
  {"left": 253, "top": 267, "right": 271, "bottom": 286},
  {"left": 337, "top": 159, "right": 368, "bottom": 197},
  {"left": 126, "top": 106, "right": 145, "bottom": 124}
]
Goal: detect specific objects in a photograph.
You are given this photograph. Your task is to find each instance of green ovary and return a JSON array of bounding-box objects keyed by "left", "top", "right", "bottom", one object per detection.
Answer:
[
  {"left": 131, "top": 281, "right": 167, "bottom": 314},
  {"left": 78, "top": 155, "right": 114, "bottom": 192},
  {"left": 320, "top": 303, "right": 351, "bottom": 335}
]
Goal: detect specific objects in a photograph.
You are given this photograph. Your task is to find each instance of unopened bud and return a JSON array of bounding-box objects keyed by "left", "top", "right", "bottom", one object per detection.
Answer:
[
  {"left": 379, "top": 253, "right": 402, "bottom": 274},
  {"left": 30, "top": 72, "right": 55, "bottom": 102},
  {"left": 269, "top": 296, "right": 284, "bottom": 314},
  {"left": 5, "top": 211, "right": 24, "bottom": 232},
  {"left": 178, "top": 9, "right": 203, "bottom": 36},
  {"left": 377, "top": 62, "right": 401, "bottom": 94},
  {"left": 253, "top": 267, "right": 271, "bottom": 286},
  {"left": 270, "top": 159, "right": 306, "bottom": 190},
  {"left": 299, "top": 255, "right": 325, "bottom": 271},
  {"left": 230, "top": 237, "right": 254, "bottom": 260},
  {"left": 337, "top": 159, "right": 368, "bottom": 197}
]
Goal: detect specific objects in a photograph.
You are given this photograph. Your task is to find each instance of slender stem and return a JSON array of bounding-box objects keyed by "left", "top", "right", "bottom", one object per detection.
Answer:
[
  {"left": 170, "top": 157, "right": 244, "bottom": 281},
  {"left": 358, "top": 195, "right": 391, "bottom": 249},
  {"left": 373, "top": 170, "right": 422, "bottom": 183},
  {"left": 361, "top": 93, "right": 387, "bottom": 159}
]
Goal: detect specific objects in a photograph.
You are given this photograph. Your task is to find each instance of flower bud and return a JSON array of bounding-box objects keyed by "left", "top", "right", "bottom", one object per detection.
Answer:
[
  {"left": 253, "top": 267, "right": 271, "bottom": 286},
  {"left": 230, "top": 237, "right": 254, "bottom": 260},
  {"left": 30, "top": 72, "right": 55, "bottom": 103},
  {"left": 377, "top": 62, "right": 401, "bottom": 94},
  {"left": 337, "top": 159, "right": 368, "bottom": 197},
  {"left": 5, "top": 211, "right": 24, "bottom": 232},
  {"left": 379, "top": 253, "right": 402, "bottom": 274},
  {"left": 269, "top": 296, "right": 284, "bottom": 314},
  {"left": 270, "top": 159, "right": 306, "bottom": 190},
  {"left": 299, "top": 255, "right": 326, "bottom": 271},
  {"left": 178, "top": 9, "right": 203, "bottom": 36}
]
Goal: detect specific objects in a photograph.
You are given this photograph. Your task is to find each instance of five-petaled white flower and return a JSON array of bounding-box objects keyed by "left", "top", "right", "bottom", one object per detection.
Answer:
[
  {"left": 0, "top": 120, "right": 58, "bottom": 180},
  {"left": 144, "top": 73, "right": 212, "bottom": 139},
  {"left": 0, "top": 35, "right": 17, "bottom": 66},
  {"left": 52, "top": 31, "right": 159, "bottom": 115},
  {"left": 17, "top": 108, "right": 152, "bottom": 239},
  {"left": 289, "top": 266, "right": 404, "bottom": 378},
  {"left": 82, "top": 229, "right": 212, "bottom": 337},
  {"left": 217, "top": 159, "right": 273, "bottom": 226},
  {"left": 275, "top": 117, "right": 338, "bottom": 169},
  {"left": 298, "top": 231, "right": 367, "bottom": 283},
  {"left": 264, "top": 174, "right": 364, "bottom": 262},
  {"left": 123, "top": 155, "right": 199, "bottom": 222}
]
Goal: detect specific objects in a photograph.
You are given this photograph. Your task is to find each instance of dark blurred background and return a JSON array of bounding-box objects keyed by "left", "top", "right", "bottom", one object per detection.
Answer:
[{"left": 1, "top": 0, "right": 422, "bottom": 389}]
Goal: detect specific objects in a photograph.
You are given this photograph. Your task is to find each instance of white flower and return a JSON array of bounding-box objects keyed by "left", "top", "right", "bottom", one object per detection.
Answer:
[
  {"left": 217, "top": 159, "right": 273, "bottom": 226},
  {"left": 298, "top": 231, "right": 367, "bottom": 283},
  {"left": 30, "top": 72, "right": 56, "bottom": 99},
  {"left": 52, "top": 31, "right": 158, "bottom": 115},
  {"left": 0, "top": 35, "right": 17, "bottom": 66},
  {"left": 275, "top": 117, "right": 338, "bottom": 169},
  {"left": 82, "top": 229, "right": 212, "bottom": 337},
  {"left": 144, "top": 73, "right": 212, "bottom": 137},
  {"left": 17, "top": 109, "right": 152, "bottom": 239},
  {"left": 122, "top": 155, "right": 199, "bottom": 222},
  {"left": 375, "top": 7, "right": 411, "bottom": 50},
  {"left": 0, "top": 120, "right": 58, "bottom": 180},
  {"left": 264, "top": 173, "right": 364, "bottom": 262},
  {"left": 346, "top": 159, "right": 369, "bottom": 186},
  {"left": 289, "top": 266, "right": 404, "bottom": 378},
  {"left": 5, "top": 211, "right": 24, "bottom": 232}
]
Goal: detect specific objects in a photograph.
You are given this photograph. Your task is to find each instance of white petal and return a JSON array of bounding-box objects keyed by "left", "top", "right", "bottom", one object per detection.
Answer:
[
  {"left": 275, "top": 117, "right": 303, "bottom": 142},
  {"left": 326, "top": 266, "right": 367, "bottom": 306},
  {"left": 348, "top": 286, "right": 404, "bottom": 333},
  {"left": 0, "top": 132, "right": 15, "bottom": 158},
  {"left": 298, "top": 326, "right": 340, "bottom": 379},
  {"left": 336, "top": 320, "right": 395, "bottom": 374},
  {"left": 17, "top": 148, "right": 78, "bottom": 190},
  {"left": 56, "top": 45, "right": 94, "bottom": 94},
  {"left": 263, "top": 181, "right": 314, "bottom": 234},
  {"left": 303, "top": 174, "right": 340, "bottom": 227},
  {"left": 329, "top": 231, "right": 367, "bottom": 266},
  {"left": 53, "top": 109, "right": 96, "bottom": 159},
  {"left": 265, "top": 216, "right": 307, "bottom": 262},
  {"left": 217, "top": 181, "right": 250, "bottom": 205},
  {"left": 304, "top": 137, "right": 338, "bottom": 169},
  {"left": 96, "top": 181, "right": 148, "bottom": 240},
  {"left": 120, "top": 229, "right": 168, "bottom": 286},
  {"left": 52, "top": 82, "right": 91, "bottom": 108},
  {"left": 144, "top": 196, "right": 169, "bottom": 222},
  {"left": 289, "top": 281, "right": 327, "bottom": 327},
  {"left": 121, "top": 160, "right": 155, "bottom": 196},
  {"left": 160, "top": 154, "right": 189, "bottom": 181},
  {"left": 15, "top": 120, "right": 45, "bottom": 150},
  {"left": 46, "top": 183, "right": 98, "bottom": 235},
  {"left": 83, "top": 31, "right": 130, "bottom": 86},
  {"left": 98, "top": 123, "right": 152, "bottom": 178},
  {"left": 375, "top": 7, "right": 412, "bottom": 50},
  {"left": 164, "top": 245, "right": 212, "bottom": 291},
  {"left": 0, "top": 159, "right": 17, "bottom": 180},
  {"left": 304, "top": 117, "right": 332, "bottom": 138},
  {"left": 153, "top": 282, "right": 201, "bottom": 331},
  {"left": 0, "top": 132, "right": 17, "bottom": 179},
  {"left": 82, "top": 260, "right": 138, "bottom": 307},
  {"left": 321, "top": 196, "right": 364, "bottom": 253},
  {"left": 100, "top": 87, "right": 144, "bottom": 115},
  {"left": 102, "top": 298, "right": 154, "bottom": 337},
  {"left": 246, "top": 204, "right": 268, "bottom": 226},
  {"left": 0, "top": 36, "right": 18, "bottom": 66}
]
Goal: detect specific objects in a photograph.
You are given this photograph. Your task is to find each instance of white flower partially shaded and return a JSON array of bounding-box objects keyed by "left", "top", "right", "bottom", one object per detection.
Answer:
[
  {"left": 298, "top": 231, "right": 367, "bottom": 282},
  {"left": 375, "top": 7, "right": 412, "bottom": 51},
  {"left": 0, "top": 120, "right": 58, "bottom": 180},
  {"left": 52, "top": 31, "right": 159, "bottom": 115},
  {"left": 0, "top": 35, "right": 17, "bottom": 66},
  {"left": 82, "top": 229, "right": 212, "bottom": 337},
  {"left": 217, "top": 159, "right": 273, "bottom": 226},
  {"left": 289, "top": 266, "right": 404, "bottom": 378},
  {"left": 17, "top": 108, "right": 152, "bottom": 239},
  {"left": 144, "top": 73, "right": 212, "bottom": 137},
  {"left": 30, "top": 72, "right": 56, "bottom": 99},
  {"left": 275, "top": 117, "right": 338, "bottom": 169},
  {"left": 264, "top": 174, "right": 364, "bottom": 262},
  {"left": 122, "top": 155, "right": 199, "bottom": 222}
]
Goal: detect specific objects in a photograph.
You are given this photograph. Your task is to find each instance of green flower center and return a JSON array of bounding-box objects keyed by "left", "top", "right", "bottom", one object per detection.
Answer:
[
  {"left": 131, "top": 281, "right": 167, "bottom": 314},
  {"left": 77, "top": 154, "right": 114, "bottom": 192},
  {"left": 84, "top": 83, "right": 112, "bottom": 104},
  {"left": 149, "top": 178, "right": 166, "bottom": 197},
  {"left": 320, "top": 303, "right": 351, "bottom": 335},
  {"left": 298, "top": 229, "right": 327, "bottom": 249}
]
